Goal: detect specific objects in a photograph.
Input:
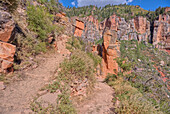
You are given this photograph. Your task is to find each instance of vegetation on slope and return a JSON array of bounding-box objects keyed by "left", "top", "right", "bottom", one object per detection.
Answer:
[
  {"left": 12, "top": 0, "right": 65, "bottom": 70},
  {"left": 105, "top": 75, "right": 164, "bottom": 114},
  {"left": 105, "top": 40, "right": 169, "bottom": 113},
  {"left": 36, "top": 0, "right": 64, "bottom": 14},
  {"left": 120, "top": 40, "right": 169, "bottom": 113},
  {"left": 66, "top": 4, "right": 149, "bottom": 21}
]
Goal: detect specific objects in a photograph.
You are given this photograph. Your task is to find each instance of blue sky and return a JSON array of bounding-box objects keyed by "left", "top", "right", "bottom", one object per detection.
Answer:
[{"left": 59, "top": 0, "right": 170, "bottom": 11}]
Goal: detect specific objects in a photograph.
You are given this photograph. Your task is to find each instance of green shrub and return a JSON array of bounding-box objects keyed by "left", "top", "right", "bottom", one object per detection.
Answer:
[
  {"left": 119, "top": 40, "right": 169, "bottom": 113},
  {"left": 115, "top": 58, "right": 132, "bottom": 72},
  {"left": 66, "top": 37, "right": 84, "bottom": 52},
  {"left": 58, "top": 49, "right": 96, "bottom": 91},
  {"left": 95, "top": 38, "right": 103, "bottom": 45},
  {"left": 104, "top": 74, "right": 117, "bottom": 86},
  {"left": 34, "top": 42, "right": 47, "bottom": 54},
  {"left": 27, "top": 3, "right": 56, "bottom": 42},
  {"left": 57, "top": 92, "right": 76, "bottom": 114},
  {"left": 87, "top": 52, "right": 102, "bottom": 68},
  {"left": 0, "top": 74, "right": 6, "bottom": 82},
  {"left": 37, "top": 0, "right": 60, "bottom": 14}
]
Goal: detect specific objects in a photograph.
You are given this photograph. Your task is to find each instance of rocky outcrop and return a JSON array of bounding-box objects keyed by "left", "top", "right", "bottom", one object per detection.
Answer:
[
  {"left": 0, "top": 10, "right": 16, "bottom": 73},
  {"left": 73, "top": 19, "right": 84, "bottom": 37},
  {"left": 0, "top": 42, "right": 16, "bottom": 73},
  {"left": 117, "top": 16, "right": 150, "bottom": 42},
  {"left": 72, "top": 15, "right": 151, "bottom": 77},
  {"left": 99, "top": 15, "right": 119, "bottom": 36},
  {"left": 165, "top": 7, "right": 170, "bottom": 13},
  {"left": 102, "top": 29, "right": 120, "bottom": 77},
  {"left": 82, "top": 16, "right": 101, "bottom": 42},
  {"left": 99, "top": 15, "right": 150, "bottom": 42},
  {"left": 0, "top": 11, "right": 15, "bottom": 42},
  {"left": 100, "top": 14, "right": 118, "bottom": 32},
  {"left": 153, "top": 14, "right": 170, "bottom": 49},
  {"left": 72, "top": 16, "right": 101, "bottom": 42},
  {"left": 55, "top": 12, "right": 69, "bottom": 26}
]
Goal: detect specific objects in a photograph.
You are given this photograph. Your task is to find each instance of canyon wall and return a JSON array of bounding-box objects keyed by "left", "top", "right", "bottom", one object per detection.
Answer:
[
  {"left": 81, "top": 16, "right": 101, "bottom": 42},
  {"left": 99, "top": 15, "right": 150, "bottom": 42},
  {"left": 71, "top": 14, "right": 158, "bottom": 77},
  {"left": 73, "top": 14, "right": 152, "bottom": 43},
  {"left": 69, "top": 9, "right": 170, "bottom": 77}
]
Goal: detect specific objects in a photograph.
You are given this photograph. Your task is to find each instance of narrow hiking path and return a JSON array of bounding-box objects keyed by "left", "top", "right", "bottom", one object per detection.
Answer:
[
  {"left": 76, "top": 78, "right": 115, "bottom": 114},
  {"left": 0, "top": 53, "right": 115, "bottom": 114},
  {"left": 0, "top": 33, "right": 115, "bottom": 114},
  {"left": 0, "top": 52, "right": 65, "bottom": 114}
]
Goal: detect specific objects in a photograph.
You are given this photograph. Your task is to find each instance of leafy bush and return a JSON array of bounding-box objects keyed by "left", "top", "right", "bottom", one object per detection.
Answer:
[
  {"left": 57, "top": 92, "right": 76, "bottom": 114},
  {"left": 34, "top": 42, "right": 47, "bottom": 53},
  {"left": 27, "top": 4, "right": 56, "bottom": 42}
]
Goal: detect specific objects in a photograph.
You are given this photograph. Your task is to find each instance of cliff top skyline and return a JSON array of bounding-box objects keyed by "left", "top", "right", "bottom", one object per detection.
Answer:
[{"left": 59, "top": 0, "right": 170, "bottom": 11}]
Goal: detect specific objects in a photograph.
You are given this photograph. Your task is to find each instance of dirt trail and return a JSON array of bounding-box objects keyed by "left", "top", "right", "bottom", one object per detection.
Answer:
[
  {"left": 0, "top": 53, "right": 115, "bottom": 114},
  {"left": 76, "top": 78, "right": 115, "bottom": 114},
  {"left": 0, "top": 36, "right": 115, "bottom": 114},
  {"left": 0, "top": 52, "right": 65, "bottom": 114}
]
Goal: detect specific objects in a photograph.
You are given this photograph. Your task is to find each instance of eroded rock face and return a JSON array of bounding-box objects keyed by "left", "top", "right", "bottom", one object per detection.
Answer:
[
  {"left": 99, "top": 15, "right": 119, "bottom": 36},
  {"left": 153, "top": 14, "right": 170, "bottom": 49},
  {"left": 55, "top": 12, "right": 69, "bottom": 24},
  {"left": 82, "top": 16, "right": 101, "bottom": 42},
  {"left": 102, "top": 29, "right": 120, "bottom": 77},
  {"left": 99, "top": 15, "right": 150, "bottom": 42},
  {"left": 0, "top": 41, "right": 16, "bottom": 73},
  {"left": 117, "top": 17, "right": 150, "bottom": 42},
  {"left": 0, "top": 11, "right": 15, "bottom": 42},
  {"left": 73, "top": 19, "right": 84, "bottom": 37}
]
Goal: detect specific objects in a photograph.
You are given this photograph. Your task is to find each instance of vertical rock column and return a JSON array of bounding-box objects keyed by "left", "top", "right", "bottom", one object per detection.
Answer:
[
  {"left": 102, "top": 29, "right": 120, "bottom": 77},
  {"left": 153, "top": 14, "right": 170, "bottom": 49}
]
